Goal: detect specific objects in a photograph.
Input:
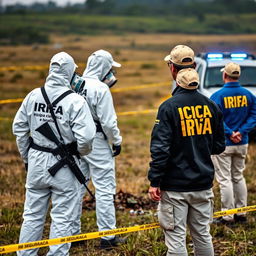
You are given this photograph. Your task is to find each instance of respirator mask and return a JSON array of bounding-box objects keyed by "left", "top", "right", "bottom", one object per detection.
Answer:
[
  {"left": 70, "top": 72, "right": 85, "bottom": 93},
  {"left": 102, "top": 69, "right": 117, "bottom": 88}
]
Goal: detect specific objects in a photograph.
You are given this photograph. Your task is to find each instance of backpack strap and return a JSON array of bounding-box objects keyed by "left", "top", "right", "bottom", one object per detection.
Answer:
[
  {"left": 41, "top": 87, "right": 73, "bottom": 143},
  {"left": 52, "top": 90, "right": 73, "bottom": 106}
]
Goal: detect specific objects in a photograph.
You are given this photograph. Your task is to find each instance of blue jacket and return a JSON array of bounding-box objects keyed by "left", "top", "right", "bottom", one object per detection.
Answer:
[{"left": 210, "top": 82, "right": 256, "bottom": 146}]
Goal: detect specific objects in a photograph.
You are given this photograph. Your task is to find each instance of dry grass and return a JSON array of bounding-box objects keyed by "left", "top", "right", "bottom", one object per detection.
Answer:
[{"left": 1, "top": 33, "right": 256, "bottom": 255}]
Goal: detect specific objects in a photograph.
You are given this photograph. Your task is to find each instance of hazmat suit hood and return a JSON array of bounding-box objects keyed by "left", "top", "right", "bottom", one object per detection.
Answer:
[
  {"left": 45, "top": 52, "right": 77, "bottom": 89},
  {"left": 83, "top": 49, "right": 121, "bottom": 81}
]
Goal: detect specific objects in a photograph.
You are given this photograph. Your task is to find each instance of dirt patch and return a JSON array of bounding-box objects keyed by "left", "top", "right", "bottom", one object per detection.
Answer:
[{"left": 83, "top": 189, "right": 158, "bottom": 212}]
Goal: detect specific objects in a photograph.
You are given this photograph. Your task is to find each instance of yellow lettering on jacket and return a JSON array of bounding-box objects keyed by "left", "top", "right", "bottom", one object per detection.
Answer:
[
  {"left": 178, "top": 107, "right": 184, "bottom": 120},
  {"left": 194, "top": 118, "right": 203, "bottom": 134},
  {"left": 178, "top": 105, "right": 213, "bottom": 137},
  {"left": 183, "top": 106, "right": 192, "bottom": 119},
  {"left": 224, "top": 95, "right": 248, "bottom": 108},
  {"left": 203, "top": 105, "right": 212, "bottom": 118},
  {"left": 186, "top": 119, "right": 195, "bottom": 136},
  {"left": 195, "top": 105, "right": 203, "bottom": 118},
  {"left": 241, "top": 95, "right": 247, "bottom": 107},
  {"left": 202, "top": 118, "right": 212, "bottom": 134},
  {"left": 180, "top": 120, "right": 187, "bottom": 136}
]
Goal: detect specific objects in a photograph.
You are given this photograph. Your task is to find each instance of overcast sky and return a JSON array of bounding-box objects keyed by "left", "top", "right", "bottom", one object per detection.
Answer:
[{"left": 2, "top": 0, "right": 86, "bottom": 6}]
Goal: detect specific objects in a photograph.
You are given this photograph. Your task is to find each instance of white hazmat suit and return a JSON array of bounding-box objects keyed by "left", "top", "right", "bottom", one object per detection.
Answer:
[
  {"left": 13, "top": 52, "right": 96, "bottom": 256},
  {"left": 73, "top": 50, "right": 122, "bottom": 241}
]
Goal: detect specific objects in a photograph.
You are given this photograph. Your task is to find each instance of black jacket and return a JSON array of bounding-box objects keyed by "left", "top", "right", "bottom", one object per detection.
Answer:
[{"left": 148, "top": 86, "right": 225, "bottom": 192}]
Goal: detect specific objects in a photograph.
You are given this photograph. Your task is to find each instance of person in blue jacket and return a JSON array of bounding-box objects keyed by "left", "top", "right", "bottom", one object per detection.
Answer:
[{"left": 210, "top": 62, "right": 256, "bottom": 224}]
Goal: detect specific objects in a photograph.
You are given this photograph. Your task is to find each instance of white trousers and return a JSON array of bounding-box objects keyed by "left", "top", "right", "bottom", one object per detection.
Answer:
[
  {"left": 72, "top": 161, "right": 90, "bottom": 236},
  {"left": 212, "top": 144, "right": 248, "bottom": 221},
  {"left": 17, "top": 149, "right": 81, "bottom": 256},
  {"left": 158, "top": 189, "right": 214, "bottom": 256},
  {"left": 74, "top": 133, "right": 116, "bottom": 240}
]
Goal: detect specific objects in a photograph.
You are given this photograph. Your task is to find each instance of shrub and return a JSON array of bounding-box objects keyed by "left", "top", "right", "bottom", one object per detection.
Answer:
[
  {"left": 140, "top": 63, "right": 157, "bottom": 69},
  {"left": 9, "top": 73, "right": 23, "bottom": 83}
]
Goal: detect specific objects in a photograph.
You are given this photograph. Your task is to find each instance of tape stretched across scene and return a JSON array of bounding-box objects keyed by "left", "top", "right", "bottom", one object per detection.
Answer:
[
  {"left": 213, "top": 204, "right": 256, "bottom": 218},
  {"left": 0, "top": 223, "right": 160, "bottom": 254},
  {"left": 0, "top": 98, "right": 24, "bottom": 105},
  {"left": 0, "top": 109, "right": 158, "bottom": 122},
  {"left": 1, "top": 205, "right": 256, "bottom": 254},
  {"left": 0, "top": 81, "right": 170, "bottom": 106}
]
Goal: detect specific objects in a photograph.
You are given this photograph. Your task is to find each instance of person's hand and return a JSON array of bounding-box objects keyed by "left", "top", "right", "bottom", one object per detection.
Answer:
[
  {"left": 233, "top": 131, "right": 242, "bottom": 142},
  {"left": 230, "top": 131, "right": 242, "bottom": 144},
  {"left": 148, "top": 186, "right": 161, "bottom": 201},
  {"left": 24, "top": 163, "right": 28, "bottom": 171},
  {"left": 112, "top": 144, "right": 121, "bottom": 157}
]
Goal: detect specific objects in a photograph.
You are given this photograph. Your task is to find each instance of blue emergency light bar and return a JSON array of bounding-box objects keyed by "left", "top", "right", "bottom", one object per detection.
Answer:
[
  {"left": 198, "top": 52, "right": 256, "bottom": 61},
  {"left": 207, "top": 53, "right": 223, "bottom": 60},
  {"left": 231, "top": 53, "right": 248, "bottom": 60},
  {"left": 231, "top": 53, "right": 247, "bottom": 58}
]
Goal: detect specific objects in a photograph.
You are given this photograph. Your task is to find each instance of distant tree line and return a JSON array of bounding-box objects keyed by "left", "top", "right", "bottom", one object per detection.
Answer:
[
  {"left": 2, "top": 0, "right": 256, "bottom": 16},
  {"left": 1, "top": 0, "right": 256, "bottom": 45}
]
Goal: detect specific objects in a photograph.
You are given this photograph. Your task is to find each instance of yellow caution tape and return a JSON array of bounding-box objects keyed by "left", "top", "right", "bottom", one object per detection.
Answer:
[
  {"left": 111, "top": 82, "right": 170, "bottom": 93},
  {"left": 159, "top": 95, "right": 171, "bottom": 103},
  {"left": 0, "top": 205, "right": 256, "bottom": 254},
  {"left": 0, "top": 223, "right": 160, "bottom": 254},
  {"left": 0, "top": 81, "right": 170, "bottom": 105},
  {"left": 0, "top": 108, "right": 157, "bottom": 122},
  {"left": 0, "top": 98, "right": 24, "bottom": 105},
  {"left": 0, "top": 65, "right": 49, "bottom": 72},
  {"left": 213, "top": 205, "right": 256, "bottom": 218},
  {"left": 0, "top": 117, "right": 13, "bottom": 121},
  {"left": 117, "top": 109, "right": 157, "bottom": 116}
]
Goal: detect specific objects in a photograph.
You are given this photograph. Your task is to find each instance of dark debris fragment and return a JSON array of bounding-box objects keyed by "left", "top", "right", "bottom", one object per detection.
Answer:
[{"left": 82, "top": 189, "right": 158, "bottom": 212}]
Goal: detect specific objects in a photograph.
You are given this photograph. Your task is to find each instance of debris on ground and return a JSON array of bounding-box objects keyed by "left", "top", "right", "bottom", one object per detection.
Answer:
[{"left": 82, "top": 189, "right": 158, "bottom": 213}]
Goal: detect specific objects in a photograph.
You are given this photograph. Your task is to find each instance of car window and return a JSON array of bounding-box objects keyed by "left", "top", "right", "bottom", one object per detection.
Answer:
[
  {"left": 204, "top": 67, "right": 223, "bottom": 88},
  {"left": 204, "top": 66, "right": 256, "bottom": 88},
  {"left": 196, "top": 64, "right": 202, "bottom": 88},
  {"left": 196, "top": 64, "right": 202, "bottom": 77},
  {"left": 240, "top": 67, "right": 256, "bottom": 87}
]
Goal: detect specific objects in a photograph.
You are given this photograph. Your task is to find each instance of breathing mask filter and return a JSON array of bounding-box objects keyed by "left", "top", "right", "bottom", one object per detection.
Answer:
[
  {"left": 70, "top": 72, "right": 85, "bottom": 93},
  {"left": 102, "top": 69, "right": 117, "bottom": 88}
]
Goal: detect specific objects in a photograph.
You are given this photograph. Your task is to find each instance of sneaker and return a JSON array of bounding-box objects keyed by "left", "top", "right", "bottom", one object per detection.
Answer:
[
  {"left": 100, "top": 236, "right": 127, "bottom": 250},
  {"left": 213, "top": 217, "right": 235, "bottom": 226},
  {"left": 234, "top": 214, "right": 247, "bottom": 223}
]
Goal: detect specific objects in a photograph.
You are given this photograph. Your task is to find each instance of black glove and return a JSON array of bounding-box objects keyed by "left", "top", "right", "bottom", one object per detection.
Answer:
[
  {"left": 24, "top": 163, "right": 28, "bottom": 171},
  {"left": 112, "top": 144, "right": 121, "bottom": 157}
]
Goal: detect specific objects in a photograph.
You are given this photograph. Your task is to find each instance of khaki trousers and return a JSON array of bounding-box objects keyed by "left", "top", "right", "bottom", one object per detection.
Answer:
[
  {"left": 158, "top": 189, "right": 214, "bottom": 256},
  {"left": 212, "top": 144, "right": 248, "bottom": 221}
]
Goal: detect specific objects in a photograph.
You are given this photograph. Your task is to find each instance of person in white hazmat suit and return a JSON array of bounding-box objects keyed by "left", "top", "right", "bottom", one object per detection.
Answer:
[
  {"left": 72, "top": 49, "right": 124, "bottom": 249},
  {"left": 12, "top": 52, "right": 96, "bottom": 256}
]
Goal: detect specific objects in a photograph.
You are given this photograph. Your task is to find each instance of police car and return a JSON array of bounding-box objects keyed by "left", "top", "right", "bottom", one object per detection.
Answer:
[
  {"left": 195, "top": 52, "right": 256, "bottom": 141},
  {"left": 195, "top": 52, "right": 256, "bottom": 98}
]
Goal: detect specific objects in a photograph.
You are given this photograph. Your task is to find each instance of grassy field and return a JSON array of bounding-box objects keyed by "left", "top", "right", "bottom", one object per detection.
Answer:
[
  {"left": 1, "top": 33, "right": 256, "bottom": 255},
  {"left": 1, "top": 13, "right": 256, "bottom": 45}
]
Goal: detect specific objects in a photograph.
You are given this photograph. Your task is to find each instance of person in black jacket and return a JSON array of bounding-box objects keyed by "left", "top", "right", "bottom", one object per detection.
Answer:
[{"left": 148, "top": 49, "right": 225, "bottom": 255}]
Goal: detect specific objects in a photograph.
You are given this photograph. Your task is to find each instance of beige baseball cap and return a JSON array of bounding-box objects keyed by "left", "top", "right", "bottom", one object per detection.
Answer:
[
  {"left": 176, "top": 68, "right": 199, "bottom": 90},
  {"left": 220, "top": 62, "right": 241, "bottom": 77},
  {"left": 164, "top": 45, "right": 194, "bottom": 66}
]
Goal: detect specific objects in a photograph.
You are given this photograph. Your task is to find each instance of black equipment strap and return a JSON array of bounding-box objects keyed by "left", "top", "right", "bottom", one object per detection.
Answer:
[
  {"left": 30, "top": 140, "right": 58, "bottom": 155},
  {"left": 52, "top": 90, "right": 73, "bottom": 106},
  {"left": 30, "top": 140, "right": 80, "bottom": 157},
  {"left": 94, "top": 120, "right": 107, "bottom": 140},
  {"left": 41, "top": 87, "right": 73, "bottom": 143}
]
